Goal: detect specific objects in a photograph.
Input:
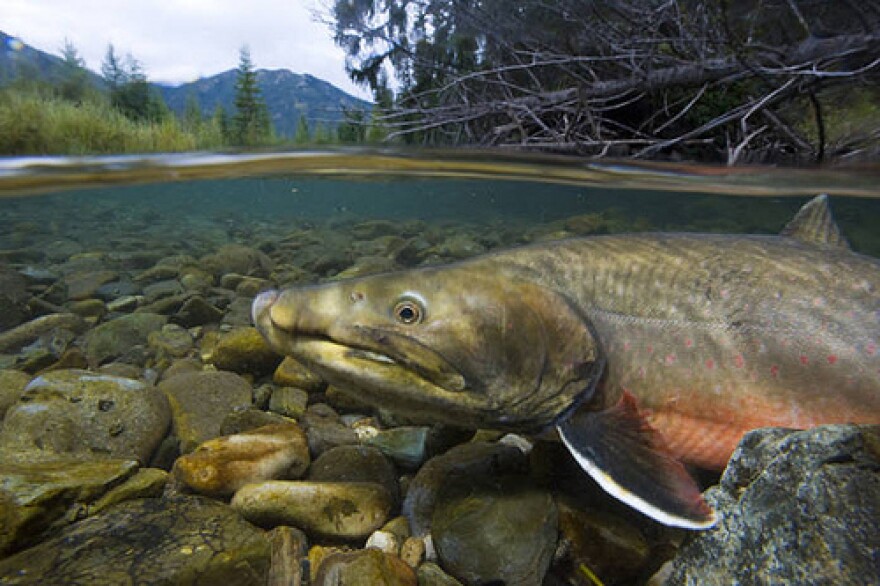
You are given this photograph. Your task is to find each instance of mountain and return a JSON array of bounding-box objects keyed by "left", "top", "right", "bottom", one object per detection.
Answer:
[
  {"left": 0, "top": 31, "right": 104, "bottom": 87},
  {"left": 157, "top": 69, "right": 371, "bottom": 137},
  {"left": 0, "top": 31, "right": 371, "bottom": 137}
]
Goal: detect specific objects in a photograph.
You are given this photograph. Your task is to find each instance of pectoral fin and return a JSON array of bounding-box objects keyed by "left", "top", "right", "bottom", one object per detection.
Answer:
[{"left": 557, "top": 391, "right": 716, "bottom": 529}]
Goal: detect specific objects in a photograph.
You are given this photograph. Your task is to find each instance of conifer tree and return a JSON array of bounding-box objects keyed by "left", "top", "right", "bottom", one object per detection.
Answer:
[
  {"left": 58, "top": 39, "right": 91, "bottom": 104},
  {"left": 232, "top": 46, "right": 273, "bottom": 146},
  {"left": 294, "top": 113, "right": 310, "bottom": 144}
]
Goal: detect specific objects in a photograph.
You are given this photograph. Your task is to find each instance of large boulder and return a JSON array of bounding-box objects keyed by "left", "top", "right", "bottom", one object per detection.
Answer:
[
  {"left": 0, "top": 495, "right": 271, "bottom": 585},
  {"left": 0, "top": 369, "right": 170, "bottom": 463},
  {"left": 663, "top": 425, "right": 880, "bottom": 585}
]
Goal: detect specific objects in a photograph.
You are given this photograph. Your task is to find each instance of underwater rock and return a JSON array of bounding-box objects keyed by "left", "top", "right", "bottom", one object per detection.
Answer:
[
  {"left": 302, "top": 416, "right": 360, "bottom": 458},
  {"left": 147, "top": 323, "right": 194, "bottom": 362},
  {"left": 159, "top": 370, "right": 253, "bottom": 453},
  {"left": 94, "top": 279, "right": 140, "bottom": 301},
  {"left": 273, "top": 356, "right": 325, "bottom": 391},
  {"left": 553, "top": 499, "right": 651, "bottom": 585},
  {"left": 349, "top": 220, "right": 402, "bottom": 240},
  {"left": 173, "top": 423, "right": 310, "bottom": 497},
  {"left": 0, "top": 369, "right": 170, "bottom": 463},
  {"left": 0, "top": 369, "right": 30, "bottom": 419},
  {"left": 432, "top": 474, "right": 558, "bottom": 586},
  {"left": 85, "top": 467, "right": 168, "bottom": 516},
  {"left": 313, "top": 549, "right": 417, "bottom": 586},
  {"left": 0, "top": 268, "right": 30, "bottom": 331},
  {"left": 82, "top": 312, "right": 167, "bottom": 366},
  {"left": 141, "top": 278, "right": 185, "bottom": 302},
  {"left": 206, "top": 326, "right": 282, "bottom": 376},
  {"left": 201, "top": 244, "right": 274, "bottom": 278},
  {"left": 62, "top": 269, "right": 119, "bottom": 301},
  {"left": 232, "top": 480, "right": 393, "bottom": 540},
  {"left": 0, "top": 457, "right": 139, "bottom": 555},
  {"left": 159, "top": 357, "right": 204, "bottom": 382},
  {"left": 417, "top": 562, "right": 465, "bottom": 586},
  {"left": 333, "top": 256, "right": 400, "bottom": 280},
  {"left": 308, "top": 445, "right": 400, "bottom": 507},
  {"left": 662, "top": 425, "right": 880, "bottom": 586},
  {"left": 0, "top": 494, "right": 271, "bottom": 585},
  {"left": 0, "top": 313, "right": 88, "bottom": 355},
  {"left": 268, "top": 386, "right": 310, "bottom": 419},
  {"left": 364, "top": 426, "right": 430, "bottom": 470},
  {"left": 220, "top": 408, "right": 292, "bottom": 435},
  {"left": 172, "top": 294, "right": 225, "bottom": 327},
  {"left": 267, "top": 525, "right": 309, "bottom": 586},
  {"left": 402, "top": 441, "right": 528, "bottom": 537}
]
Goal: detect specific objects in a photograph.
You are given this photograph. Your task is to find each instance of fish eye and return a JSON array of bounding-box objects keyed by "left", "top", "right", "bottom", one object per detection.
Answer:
[{"left": 393, "top": 299, "right": 424, "bottom": 325}]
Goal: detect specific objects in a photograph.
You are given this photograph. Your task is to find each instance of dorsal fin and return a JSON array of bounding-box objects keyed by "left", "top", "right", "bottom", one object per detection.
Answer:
[{"left": 781, "top": 194, "right": 849, "bottom": 250}]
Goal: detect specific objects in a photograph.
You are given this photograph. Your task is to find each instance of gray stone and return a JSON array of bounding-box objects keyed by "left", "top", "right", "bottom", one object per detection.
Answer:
[
  {"left": 0, "top": 495, "right": 270, "bottom": 585},
  {"left": 663, "top": 425, "right": 880, "bottom": 586},
  {"left": 432, "top": 474, "right": 558, "bottom": 586},
  {"left": 159, "top": 370, "right": 253, "bottom": 453},
  {"left": 309, "top": 445, "right": 400, "bottom": 507},
  {"left": 364, "top": 426, "right": 429, "bottom": 470},
  {"left": 201, "top": 244, "right": 274, "bottom": 278},
  {"left": 172, "top": 295, "right": 224, "bottom": 327},
  {"left": 94, "top": 280, "right": 139, "bottom": 301},
  {"left": 83, "top": 312, "right": 167, "bottom": 366},
  {"left": 269, "top": 386, "right": 309, "bottom": 419},
  {"left": 0, "top": 369, "right": 170, "bottom": 463},
  {"left": 403, "top": 441, "right": 527, "bottom": 537}
]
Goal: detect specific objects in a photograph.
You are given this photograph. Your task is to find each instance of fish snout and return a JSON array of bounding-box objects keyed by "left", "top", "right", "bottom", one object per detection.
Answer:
[{"left": 252, "top": 289, "right": 280, "bottom": 326}]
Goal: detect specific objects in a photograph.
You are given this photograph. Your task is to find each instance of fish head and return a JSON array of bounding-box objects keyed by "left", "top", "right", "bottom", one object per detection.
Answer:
[{"left": 253, "top": 265, "right": 603, "bottom": 430}]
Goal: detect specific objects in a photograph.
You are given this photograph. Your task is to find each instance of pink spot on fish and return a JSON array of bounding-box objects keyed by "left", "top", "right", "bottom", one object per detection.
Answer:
[
  {"left": 665, "top": 354, "right": 677, "bottom": 365},
  {"left": 647, "top": 345, "right": 654, "bottom": 355},
  {"left": 800, "top": 355, "right": 809, "bottom": 365},
  {"left": 684, "top": 338, "right": 693, "bottom": 348},
  {"left": 734, "top": 355, "right": 745, "bottom": 369},
  {"left": 867, "top": 342, "right": 877, "bottom": 356},
  {"left": 770, "top": 365, "right": 780, "bottom": 378},
  {"left": 705, "top": 358, "right": 715, "bottom": 370},
  {"left": 827, "top": 355, "right": 838, "bottom": 365}
]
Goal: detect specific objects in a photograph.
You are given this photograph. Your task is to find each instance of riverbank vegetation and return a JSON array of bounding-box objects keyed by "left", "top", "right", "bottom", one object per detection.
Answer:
[
  {"left": 0, "top": 43, "right": 380, "bottom": 156},
  {"left": 329, "top": 0, "right": 880, "bottom": 164}
]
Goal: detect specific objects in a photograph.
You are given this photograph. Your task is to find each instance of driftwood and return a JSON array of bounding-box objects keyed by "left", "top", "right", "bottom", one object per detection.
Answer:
[{"left": 331, "top": 0, "right": 880, "bottom": 163}]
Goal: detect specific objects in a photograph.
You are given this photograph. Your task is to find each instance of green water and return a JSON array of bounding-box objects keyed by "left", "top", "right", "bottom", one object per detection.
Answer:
[{"left": 1, "top": 150, "right": 879, "bottom": 257}]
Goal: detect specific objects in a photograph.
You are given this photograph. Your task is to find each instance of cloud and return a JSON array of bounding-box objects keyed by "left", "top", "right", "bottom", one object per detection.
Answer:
[{"left": 3, "top": 0, "right": 369, "bottom": 99}]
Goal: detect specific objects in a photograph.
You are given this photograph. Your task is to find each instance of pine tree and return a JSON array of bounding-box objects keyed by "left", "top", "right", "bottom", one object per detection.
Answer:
[
  {"left": 57, "top": 39, "right": 91, "bottom": 104},
  {"left": 294, "top": 113, "right": 310, "bottom": 144},
  {"left": 232, "top": 46, "right": 273, "bottom": 146},
  {"left": 183, "top": 91, "right": 203, "bottom": 131}
]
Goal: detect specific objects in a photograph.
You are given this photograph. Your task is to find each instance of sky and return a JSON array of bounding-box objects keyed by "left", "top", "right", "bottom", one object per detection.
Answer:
[{"left": 2, "top": 0, "right": 372, "bottom": 100}]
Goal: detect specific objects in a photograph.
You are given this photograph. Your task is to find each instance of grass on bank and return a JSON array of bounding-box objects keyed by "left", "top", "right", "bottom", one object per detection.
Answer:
[{"left": 0, "top": 89, "right": 227, "bottom": 155}]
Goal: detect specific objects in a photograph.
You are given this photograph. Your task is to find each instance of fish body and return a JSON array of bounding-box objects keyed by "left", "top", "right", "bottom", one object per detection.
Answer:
[{"left": 253, "top": 196, "right": 880, "bottom": 528}]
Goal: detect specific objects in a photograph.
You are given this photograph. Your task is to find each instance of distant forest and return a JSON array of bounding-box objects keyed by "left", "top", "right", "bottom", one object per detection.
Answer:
[
  {"left": 0, "top": 38, "right": 379, "bottom": 155},
  {"left": 330, "top": 0, "right": 880, "bottom": 164}
]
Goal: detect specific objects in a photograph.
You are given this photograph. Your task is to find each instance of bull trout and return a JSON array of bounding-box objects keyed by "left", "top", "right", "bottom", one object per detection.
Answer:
[{"left": 252, "top": 195, "right": 880, "bottom": 529}]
